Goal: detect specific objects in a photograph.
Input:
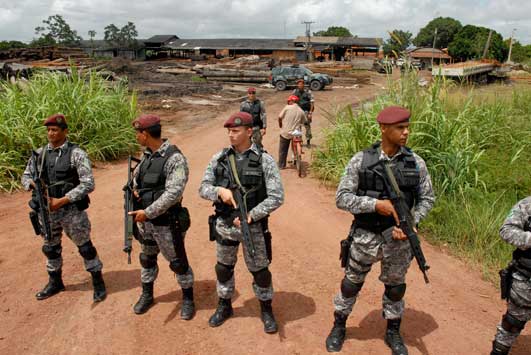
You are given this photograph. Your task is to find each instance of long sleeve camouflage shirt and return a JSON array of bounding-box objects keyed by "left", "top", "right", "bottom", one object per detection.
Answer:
[
  {"left": 21, "top": 140, "right": 95, "bottom": 202},
  {"left": 133, "top": 139, "right": 189, "bottom": 220},
  {"left": 336, "top": 145, "right": 435, "bottom": 225},
  {"left": 199, "top": 143, "right": 284, "bottom": 222},
  {"left": 500, "top": 196, "right": 531, "bottom": 250},
  {"left": 240, "top": 99, "right": 267, "bottom": 128}
]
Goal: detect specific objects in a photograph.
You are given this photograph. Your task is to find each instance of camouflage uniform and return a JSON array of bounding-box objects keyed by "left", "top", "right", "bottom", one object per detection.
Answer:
[
  {"left": 292, "top": 88, "right": 314, "bottom": 142},
  {"left": 333, "top": 146, "right": 435, "bottom": 319},
  {"left": 240, "top": 99, "right": 267, "bottom": 149},
  {"left": 133, "top": 139, "right": 194, "bottom": 289},
  {"left": 199, "top": 143, "right": 284, "bottom": 301},
  {"left": 491, "top": 197, "right": 531, "bottom": 354},
  {"left": 22, "top": 141, "right": 103, "bottom": 274}
]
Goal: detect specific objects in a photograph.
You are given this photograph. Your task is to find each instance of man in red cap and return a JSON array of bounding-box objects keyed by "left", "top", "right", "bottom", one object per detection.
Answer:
[
  {"left": 292, "top": 79, "right": 315, "bottom": 147},
  {"left": 127, "top": 114, "right": 196, "bottom": 319},
  {"left": 325, "top": 106, "right": 435, "bottom": 354},
  {"left": 21, "top": 113, "right": 107, "bottom": 303},
  {"left": 240, "top": 87, "right": 267, "bottom": 149},
  {"left": 199, "top": 111, "right": 284, "bottom": 333},
  {"left": 277, "top": 94, "right": 305, "bottom": 169}
]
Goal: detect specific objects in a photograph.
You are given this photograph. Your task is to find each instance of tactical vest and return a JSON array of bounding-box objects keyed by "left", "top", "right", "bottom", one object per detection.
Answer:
[
  {"left": 137, "top": 144, "right": 182, "bottom": 224},
  {"left": 294, "top": 89, "right": 311, "bottom": 112},
  {"left": 38, "top": 142, "right": 90, "bottom": 210},
  {"left": 354, "top": 142, "right": 420, "bottom": 232},
  {"left": 213, "top": 148, "right": 267, "bottom": 218},
  {"left": 242, "top": 100, "right": 263, "bottom": 128},
  {"left": 512, "top": 217, "right": 531, "bottom": 276}
]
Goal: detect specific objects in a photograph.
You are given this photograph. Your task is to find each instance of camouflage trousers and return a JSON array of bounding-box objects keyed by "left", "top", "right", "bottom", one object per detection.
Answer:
[
  {"left": 252, "top": 126, "right": 263, "bottom": 150},
  {"left": 137, "top": 221, "right": 194, "bottom": 289},
  {"left": 215, "top": 217, "right": 273, "bottom": 301},
  {"left": 334, "top": 228, "right": 412, "bottom": 319},
  {"left": 43, "top": 204, "right": 103, "bottom": 273},
  {"left": 494, "top": 271, "right": 531, "bottom": 347},
  {"left": 303, "top": 112, "right": 312, "bottom": 141}
]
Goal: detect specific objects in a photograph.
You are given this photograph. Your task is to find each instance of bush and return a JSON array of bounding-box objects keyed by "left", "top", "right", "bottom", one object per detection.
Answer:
[{"left": 0, "top": 67, "right": 138, "bottom": 192}]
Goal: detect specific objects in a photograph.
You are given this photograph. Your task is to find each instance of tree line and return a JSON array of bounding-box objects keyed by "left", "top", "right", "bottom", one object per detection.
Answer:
[
  {"left": 315, "top": 17, "right": 531, "bottom": 63},
  {"left": 0, "top": 14, "right": 139, "bottom": 50}
]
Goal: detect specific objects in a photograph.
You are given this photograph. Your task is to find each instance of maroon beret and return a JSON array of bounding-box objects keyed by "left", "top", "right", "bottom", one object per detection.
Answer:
[
  {"left": 132, "top": 114, "right": 161, "bottom": 130},
  {"left": 224, "top": 112, "right": 253, "bottom": 128},
  {"left": 44, "top": 114, "right": 68, "bottom": 129},
  {"left": 247, "top": 87, "right": 256, "bottom": 94},
  {"left": 376, "top": 106, "right": 411, "bottom": 124}
]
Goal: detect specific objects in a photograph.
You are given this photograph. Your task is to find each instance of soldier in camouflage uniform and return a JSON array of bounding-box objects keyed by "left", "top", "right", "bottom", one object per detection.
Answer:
[
  {"left": 240, "top": 87, "right": 267, "bottom": 150},
  {"left": 129, "top": 114, "right": 195, "bottom": 319},
  {"left": 325, "top": 106, "right": 435, "bottom": 354},
  {"left": 292, "top": 79, "right": 314, "bottom": 147},
  {"left": 199, "top": 111, "right": 284, "bottom": 333},
  {"left": 21, "top": 114, "right": 106, "bottom": 302},
  {"left": 490, "top": 197, "right": 531, "bottom": 355}
]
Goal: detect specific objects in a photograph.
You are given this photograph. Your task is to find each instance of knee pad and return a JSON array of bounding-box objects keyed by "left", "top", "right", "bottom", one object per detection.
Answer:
[
  {"left": 502, "top": 312, "right": 526, "bottom": 334},
  {"left": 384, "top": 283, "right": 407, "bottom": 302},
  {"left": 169, "top": 258, "right": 189, "bottom": 275},
  {"left": 78, "top": 241, "right": 97, "bottom": 260},
  {"left": 215, "top": 262, "right": 234, "bottom": 283},
  {"left": 42, "top": 244, "right": 62, "bottom": 260},
  {"left": 139, "top": 253, "right": 158, "bottom": 269},
  {"left": 251, "top": 268, "right": 272, "bottom": 288},
  {"left": 340, "top": 277, "right": 364, "bottom": 298}
]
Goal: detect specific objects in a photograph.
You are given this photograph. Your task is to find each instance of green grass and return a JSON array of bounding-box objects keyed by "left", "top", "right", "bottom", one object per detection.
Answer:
[
  {"left": 0, "top": 67, "right": 138, "bottom": 192},
  {"left": 314, "top": 70, "right": 531, "bottom": 280}
]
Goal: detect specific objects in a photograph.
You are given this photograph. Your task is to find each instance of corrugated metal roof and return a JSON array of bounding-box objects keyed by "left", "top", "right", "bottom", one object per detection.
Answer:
[
  {"left": 293, "top": 36, "right": 339, "bottom": 44},
  {"left": 408, "top": 47, "right": 451, "bottom": 59},
  {"left": 293, "top": 36, "right": 381, "bottom": 47},
  {"left": 145, "top": 35, "right": 179, "bottom": 45},
  {"left": 167, "top": 39, "right": 305, "bottom": 51}
]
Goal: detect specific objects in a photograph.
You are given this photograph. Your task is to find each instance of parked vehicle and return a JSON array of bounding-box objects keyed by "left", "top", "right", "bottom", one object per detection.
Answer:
[{"left": 270, "top": 65, "right": 333, "bottom": 91}]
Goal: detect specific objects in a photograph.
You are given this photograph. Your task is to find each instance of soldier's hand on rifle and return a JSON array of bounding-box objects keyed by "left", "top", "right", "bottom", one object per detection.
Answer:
[
  {"left": 129, "top": 209, "right": 147, "bottom": 222},
  {"left": 391, "top": 226, "right": 408, "bottom": 241},
  {"left": 260, "top": 128, "right": 266, "bottom": 136},
  {"left": 49, "top": 196, "right": 69, "bottom": 211},
  {"left": 233, "top": 214, "right": 252, "bottom": 228},
  {"left": 28, "top": 180, "right": 36, "bottom": 190},
  {"left": 375, "top": 199, "right": 400, "bottom": 225},
  {"left": 218, "top": 187, "right": 237, "bottom": 208}
]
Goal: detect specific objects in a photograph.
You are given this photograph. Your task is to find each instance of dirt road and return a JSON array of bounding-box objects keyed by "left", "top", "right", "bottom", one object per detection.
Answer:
[{"left": 0, "top": 77, "right": 528, "bottom": 355}]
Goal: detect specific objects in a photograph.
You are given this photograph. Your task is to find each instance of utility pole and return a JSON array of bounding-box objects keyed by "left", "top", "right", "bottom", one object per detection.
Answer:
[
  {"left": 431, "top": 27, "right": 438, "bottom": 69},
  {"left": 482, "top": 29, "right": 493, "bottom": 59},
  {"left": 507, "top": 28, "right": 517, "bottom": 64},
  {"left": 302, "top": 21, "right": 315, "bottom": 61}
]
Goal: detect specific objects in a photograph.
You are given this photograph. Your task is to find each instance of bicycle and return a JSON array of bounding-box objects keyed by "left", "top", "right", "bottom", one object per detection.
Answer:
[{"left": 290, "top": 128, "right": 304, "bottom": 177}]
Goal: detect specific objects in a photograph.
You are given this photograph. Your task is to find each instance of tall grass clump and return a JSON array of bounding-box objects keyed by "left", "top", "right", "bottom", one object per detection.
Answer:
[
  {"left": 0, "top": 67, "right": 138, "bottom": 192},
  {"left": 314, "top": 70, "right": 531, "bottom": 280}
]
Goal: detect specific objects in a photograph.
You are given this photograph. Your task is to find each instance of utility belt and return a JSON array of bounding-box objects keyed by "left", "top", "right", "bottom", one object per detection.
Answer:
[
  {"left": 148, "top": 205, "right": 191, "bottom": 231},
  {"left": 499, "top": 259, "right": 531, "bottom": 303},
  {"left": 208, "top": 212, "right": 272, "bottom": 261},
  {"left": 29, "top": 191, "right": 90, "bottom": 213}
]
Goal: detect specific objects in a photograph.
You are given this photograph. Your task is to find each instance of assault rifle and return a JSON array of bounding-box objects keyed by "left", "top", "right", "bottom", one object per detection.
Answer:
[
  {"left": 379, "top": 162, "right": 430, "bottom": 284},
  {"left": 226, "top": 153, "right": 256, "bottom": 262},
  {"left": 28, "top": 150, "right": 53, "bottom": 241},
  {"left": 123, "top": 156, "right": 140, "bottom": 264}
]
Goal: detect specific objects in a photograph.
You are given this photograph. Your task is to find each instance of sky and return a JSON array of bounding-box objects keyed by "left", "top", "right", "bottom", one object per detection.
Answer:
[{"left": 1, "top": 0, "right": 530, "bottom": 44}]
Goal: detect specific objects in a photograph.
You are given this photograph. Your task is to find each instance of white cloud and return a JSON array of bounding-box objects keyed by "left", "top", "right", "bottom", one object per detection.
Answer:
[{"left": 0, "top": 0, "right": 529, "bottom": 43}]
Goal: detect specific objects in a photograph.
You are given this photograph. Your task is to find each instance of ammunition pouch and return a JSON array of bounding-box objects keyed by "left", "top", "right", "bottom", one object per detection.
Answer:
[
  {"left": 261, "top": 218, "right": 272, "bottom": 262},
  {"left": 340, "top": 221, "right": 356, "bottom": 268},
  {"left": 208, "top": 214, "right": 219, "bottom": 242}
]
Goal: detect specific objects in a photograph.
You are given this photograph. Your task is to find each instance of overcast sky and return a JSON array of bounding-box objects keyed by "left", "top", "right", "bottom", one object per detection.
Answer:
[{"left": 1, "top": 0, "right": 530, "bottom": 44}]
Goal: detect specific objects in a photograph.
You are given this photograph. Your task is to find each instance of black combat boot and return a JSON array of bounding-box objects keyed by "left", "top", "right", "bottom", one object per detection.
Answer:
[
  {"left": 325, "top": 311, "right": 348, "bottom": 352},
  {"left": 134, "top": 282, "right": 154, "bottom": 315},
  {"left": 36, "top": 270, "right": 65, "bottom": 300},
  {"left": 384, "top": 319, "right": 408, "bottom": 355},
  {"left": 180, "top": 287, "right": 195, "bottom": 320},
  {"left": 259, "top": 300, "right": 278, "bottom": 333},
  {"left": 91, "top": 271, "right": 107, "bottom": 302},
  {"left": 208, "top": 298, "right": 233, "bottom": 327},
  {"left": 491, "top": 340, "right": 510, "bottom": 355}
]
